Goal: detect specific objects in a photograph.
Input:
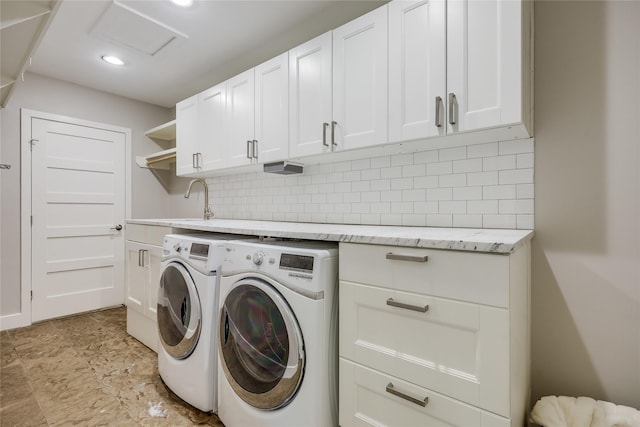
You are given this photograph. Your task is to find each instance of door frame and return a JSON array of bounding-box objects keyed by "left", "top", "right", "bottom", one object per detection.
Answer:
[{"left": 11, "top": 109, "right": 132, "bottom": 329}]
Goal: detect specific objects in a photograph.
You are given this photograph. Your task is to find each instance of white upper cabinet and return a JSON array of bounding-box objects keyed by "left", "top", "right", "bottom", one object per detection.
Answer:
[
  {"left": 388, "top": 0, "right": 532, "bottom": 143},
  {"left": 332, "top": 5, "right": 388, "bottom": 151},
  {"left": 255, "top": 52, "right": 289, "bottom": 163},
  {"left": 176, "top": 94, "right": 199, "bottom": 176},
  {"left": 289, "top": 32, "right": 333, "bottom": 158},
  {"left": 198, "top": 83, "right": 226, "bottom": 171},
  {"left": 446, "top": 0, "right": 531, "bottom": 136},
  {"left": 225, "top": 68, "right": 255, "bottom": 168},
  {"left": 389, "top": 0, "right": 446, "bottom": 142}
]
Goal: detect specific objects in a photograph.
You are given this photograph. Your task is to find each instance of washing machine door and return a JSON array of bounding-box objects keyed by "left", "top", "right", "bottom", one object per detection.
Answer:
[
  {"left": 157, "top": 261, "right": 202, "bottom": 359},
  {"left": 219, "top": 278, "right": 304, "bottom": 410}
]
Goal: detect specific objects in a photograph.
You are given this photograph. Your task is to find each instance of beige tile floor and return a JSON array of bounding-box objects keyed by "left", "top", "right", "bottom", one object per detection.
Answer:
[{"left": 0, "top": 306, "right": 224, "bottom": 426}]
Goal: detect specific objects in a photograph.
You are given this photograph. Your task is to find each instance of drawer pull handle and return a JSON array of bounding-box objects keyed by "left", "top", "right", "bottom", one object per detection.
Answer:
[
  {"left": 386, "top": 298, "right": 429, "bottom": 313},
  {"left": 386, "top": 383, "right": 428, "bottom": 407},
  {"left": 386, "top": 253, "right": 428, "bottom": 263}
]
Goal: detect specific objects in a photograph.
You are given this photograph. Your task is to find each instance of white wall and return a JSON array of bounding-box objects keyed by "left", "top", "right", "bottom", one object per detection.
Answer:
[
  {"left": 532, "top": 1, "right": 640, "bottom": 407},
  {"left": 0, "top": 72, "right": 175, "bottom": 318}
]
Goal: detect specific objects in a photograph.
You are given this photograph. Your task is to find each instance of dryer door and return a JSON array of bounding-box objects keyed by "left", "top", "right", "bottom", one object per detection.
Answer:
[
  {"left": 219, "top": 278, "right": 304, "bottom": 410},
  {"left": 157, "top": 261, "right": 202, "bottom": 359}
]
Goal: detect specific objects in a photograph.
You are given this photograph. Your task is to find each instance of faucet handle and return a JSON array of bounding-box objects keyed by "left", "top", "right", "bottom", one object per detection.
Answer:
[{"left": 204, "top": 206, "right": 214, "bottom": 220}]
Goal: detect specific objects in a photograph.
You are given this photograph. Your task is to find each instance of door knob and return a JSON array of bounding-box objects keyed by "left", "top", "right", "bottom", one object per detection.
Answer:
[{"left": 111, "top": 224, "right": 123, "bottom": 231}]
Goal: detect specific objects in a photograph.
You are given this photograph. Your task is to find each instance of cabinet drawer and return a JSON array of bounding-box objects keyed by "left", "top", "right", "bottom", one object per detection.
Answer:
[
  {"left": 339, "top": 281, "right": 509, "bottom": 416},
  {"left": 339, "top": 358, "right": 510, "bottom": 427},
  {"left": 126, "top": 224, "right": 170, "bottom": 246},
  {"left": 339, "top": 242, "right": 509, "bottom": 307}
]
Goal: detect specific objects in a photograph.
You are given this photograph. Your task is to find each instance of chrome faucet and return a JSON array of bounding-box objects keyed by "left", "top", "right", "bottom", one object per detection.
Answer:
[{"left": 184, "top": 179, "right": 214, "bottom": 220}]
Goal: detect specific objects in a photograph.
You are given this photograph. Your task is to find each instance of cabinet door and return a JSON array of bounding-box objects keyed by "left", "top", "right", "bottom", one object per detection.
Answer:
[
  {"left": 255, "top": 52, "right": 289, "bottom": 163},
  {"left": 289, "top": 32, "right": 332, "bottom": 158},
  {"left": 176, "top": 94, "right": 199, "bottom": 176},
  {"left": 389, "top": 0, "right": 446, "bottom": 142},
  {"left": 339, "top": 281, "right": 510, "bottom": 417},
  {"left": 332, "top": 5, "right": 388, "bottom": 151},
  {"left": 198, "top": 83, "right": 226, "bottom": 171},
  {"left": 145, "top": 245, "right": 163, "bottom": 321},
  {"left": 447, "top": 0, "right": 523, "bottom": 133},
  {"left": 225, "top": 68, "right": 255, "bottom": 168},
  {"left": 126, "top": 241, "right": 148, "bottom": 315},
  {"left": 339, "top": 359, "right": 511, "bottom": 427}
]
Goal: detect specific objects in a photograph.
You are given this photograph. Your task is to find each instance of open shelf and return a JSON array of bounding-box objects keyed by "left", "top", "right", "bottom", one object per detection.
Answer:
[
  {"left": 138, "top": 120, "right": 176, "bottom": 169},
  {"left": 136, "top": 148, "right": 176, "bottom": 170},
  {"left": 144, "top": 119, "right": 176, "bottom": 141}
]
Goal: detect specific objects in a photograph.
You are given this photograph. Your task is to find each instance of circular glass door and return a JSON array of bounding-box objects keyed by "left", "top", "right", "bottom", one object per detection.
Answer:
[
  {"left": 157, "top": 262, "right": 201, "bottom": 359},
  {"left": 219, "top": 278, "right": 304, "bottom": 410}
]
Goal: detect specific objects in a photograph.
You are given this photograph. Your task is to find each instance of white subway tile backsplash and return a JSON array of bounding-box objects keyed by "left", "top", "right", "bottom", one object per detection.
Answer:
[
  {"left": 517, "top": 183, "right": 535, "bottom": 199},
  {"left": 439, "top": 173, "right": 467, "bottom": 188},
  {"left": 207, "top": 137, "right": 534, "bottom": 229},
  {"left": 439, "top": 146, "right": 467, "bottom": 161},
  {"left": 467, "top": 142, "right": 499, "bottom": 158},
  {"left": 391, "top": 177, "right": 413, "bottom": 190},
  {"left": 402, "top": 189, "right": 426, "bottom": 202},
  {"left": 499, "top": 139, "right": 534, "bottom": 155},
  {"left": 483, "top": 214, "right": 517, "bottom": 229},
  {"left": 499, "top": 168, "right": 534, "bottom": 184},
  {"left": 483, "top": 155, "right": 516, "bottom": 171},
  {"left": 414, "top": 150, "right": 438, "bottom": 164},
  {"left": 453, "top": 158, "right": 483, "bottom": 173},
  {"left": 483, "top": 185, "right": 516, "bottom": 200},
  {"left": 391, "top": 153, "right": 414, "bottom": 166},
  {"left": 453, "top": 186, "right": 483, "bottom": 201},
  {"left": 371, "top": 156, "right": 390, "bottom": 168},
  {"left": 403, "top": 164, "right": 426, "bottom": 177},
  {"left": 426, "top": 188, "right": 453, "bottom": 201},
  {"left": 467, "top": 171, "right": 499, "bottom": 186}
]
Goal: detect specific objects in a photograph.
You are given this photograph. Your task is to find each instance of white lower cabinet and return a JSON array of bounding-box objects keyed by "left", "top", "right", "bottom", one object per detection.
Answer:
[
  {"left": 125, "top": 224, "right": 170, "bottom": 352},
  {"left": 339, "top": 242, "right": 531, "bottom": 426}
]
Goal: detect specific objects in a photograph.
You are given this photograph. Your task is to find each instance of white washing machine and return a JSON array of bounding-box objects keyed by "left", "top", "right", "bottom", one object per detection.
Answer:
[
  {"left": 157, "top": 233, "right": 243, "bottom": 412},
  {"left": 217, "top": 239, "right": 339, "bottom": 427}
]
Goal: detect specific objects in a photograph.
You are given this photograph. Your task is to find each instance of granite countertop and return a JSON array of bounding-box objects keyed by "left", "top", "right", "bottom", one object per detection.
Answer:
[{"left": 126, "top": 218, "right": 533, "bottom": 254}]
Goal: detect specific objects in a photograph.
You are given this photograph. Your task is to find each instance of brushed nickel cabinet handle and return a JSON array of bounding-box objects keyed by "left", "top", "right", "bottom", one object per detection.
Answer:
[
  {"left": 331, "top": 121, "right": 337, "bottom": 147},
  {"left": 197, "top": 153, "right": 203, "bottom": 168},
  {"left": 322, "top": 122, "right": 329, "bottom": 147},
  {"left": 386, "top": 383, "right": 428, "bottom": 407},
  {"left": 448, "top": 92, "right": 458, "bottom": 125},
  {"left": 385, "top": 252, "right": 428, "bottom": 263},
  {"left": 386, "top": 298, "right": 429, "bottom": 313},
  {"left": 253, "top": 140, "right": 258, "bottom": 159},
  {"left": 138, "top": 249, "right": 143, "bottom": 267},
  {"left": 435, "top": 96, "right": 444, "bottom": 127},
  {"left": 192, "top": 153, "right": 197, "bottom": 169},
  {"left": 246, "top": 140, "right": 252, "bottom": 159}
]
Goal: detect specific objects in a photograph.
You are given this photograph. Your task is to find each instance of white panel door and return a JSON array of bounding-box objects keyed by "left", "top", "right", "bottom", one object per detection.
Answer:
[
  {"left": 31, "top": 118, "right": 126, "bottom": 322},
  {"left": 198, "top": 83, "right": 226, "bottom": 171},
  {"left": 255, "top": 52, "right": 289, "bottom": 164},
  {"left": 176, "top": 94, "right": 199, "bottom": 176},
  {"left": 125, "top": 241, "right": 147, "bottom": 315},
  {"left": 447, "top": 0, "right": 523, "bottom": 133},
  {"left": 225, "top": 68, "right": 255, "bottom": 168},
  {"left": 333, "top": 5, "right": 388, "bottom": 151},
  {"left": 389, "top": 0, "right": 446, "bottom": 142},
  {"left": 289, "top": 32, "right": 333, "bottom": 158}
]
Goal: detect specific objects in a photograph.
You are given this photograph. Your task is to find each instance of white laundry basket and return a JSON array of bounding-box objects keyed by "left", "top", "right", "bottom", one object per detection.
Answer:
[{"left": 530, "top": 396, "right": 640, "bottom": 427}]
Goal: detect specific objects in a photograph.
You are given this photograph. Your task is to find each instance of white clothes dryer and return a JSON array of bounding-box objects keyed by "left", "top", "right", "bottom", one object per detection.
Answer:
[
  {"left": 217, "top": 239, "right": 339, "bottom": 427},
  {"left": 157, "top": 233, "right": 244, "bottom": 412}
]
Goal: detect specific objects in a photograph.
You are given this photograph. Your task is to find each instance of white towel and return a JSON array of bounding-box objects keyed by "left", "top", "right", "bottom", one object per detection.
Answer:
[{"left": 531, "top": 396, "right": 640, "bottom": 427}]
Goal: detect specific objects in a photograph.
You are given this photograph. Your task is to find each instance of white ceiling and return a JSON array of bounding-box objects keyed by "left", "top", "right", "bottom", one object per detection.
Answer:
[{"left": 24, "top": 0, "right": 386, "bottom": 108}]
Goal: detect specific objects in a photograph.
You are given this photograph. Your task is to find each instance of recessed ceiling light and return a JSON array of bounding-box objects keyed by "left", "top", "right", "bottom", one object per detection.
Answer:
[
  {"left": 101, "top": 55, "right": 125, "bottom": 66},
  {"left": 170, "top": 0, "right": 193, "bottom": 7}
]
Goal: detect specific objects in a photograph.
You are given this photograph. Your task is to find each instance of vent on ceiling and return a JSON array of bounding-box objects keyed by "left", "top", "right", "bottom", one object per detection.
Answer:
[{"left": 91, "top": 0, "right": 187, "bottom": 56}]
